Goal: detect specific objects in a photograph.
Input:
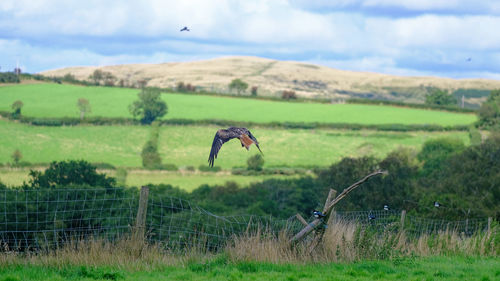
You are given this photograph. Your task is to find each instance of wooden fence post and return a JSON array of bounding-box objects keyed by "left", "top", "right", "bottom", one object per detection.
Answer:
[
  {"left": 400, "top": 210, "right": 406, "bottom": 230},
  {"left": 134, "top": 186, "right": 150, "bottom": 240},
  {"left": 487, "top": 217, "right": 492, "bottom": 233}
]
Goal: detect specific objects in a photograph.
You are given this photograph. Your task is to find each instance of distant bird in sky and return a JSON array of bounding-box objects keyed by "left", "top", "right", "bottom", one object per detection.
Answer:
[
  {"left": 180, "top": 26, "right": 190, "bottom": 32},
  {"left": 312, "top": 210, "right": 325, "bottom": 219},
  {"left": 383, "top": 205, "right": 389, "bottom": 211},
  {"left": 208, "top": 127, "right": 263, "bottom": 167},
  {"left": 466, "top": 57, "right": 472, "bottom": 62}
]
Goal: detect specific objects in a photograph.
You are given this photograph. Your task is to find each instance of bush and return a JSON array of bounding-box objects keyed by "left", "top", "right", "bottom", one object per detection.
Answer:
[
  {"left": 247, "top": 154, "right": 264, "bottom": 171},
  {"left": 282, "top": 90, "right": 297, "bottom": 100},
  {"left": 28, "top": 160, "right": 116, "bottom": 188}
]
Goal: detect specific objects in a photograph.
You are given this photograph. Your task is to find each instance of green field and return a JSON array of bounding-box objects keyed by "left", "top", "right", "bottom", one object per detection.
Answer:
[
  {"left": 0, "top": 119, "right": 470, "bottom": 169},
  {"left": 0, "top": 256, "right": 498, "bottom": 281},
  {"left": 0, "top": 83, "right": 477, "bottom": 125},
  {"left": 0, "top": 168, "right": 299, "bottom": 191}
]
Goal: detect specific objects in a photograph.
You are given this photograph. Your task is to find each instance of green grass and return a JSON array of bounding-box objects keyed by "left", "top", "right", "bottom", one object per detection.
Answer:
[
  {"left": 0, "top": 83, "right": 477, "bottom": 125},
  {"left": 0, "top": 119, "right": 470, "bottom": 169},
  {"left": 0, "top": 256, "right": 498, "bottom": 280},
  {"left": 0, "top": 168, "right": 299, "bottom": 191}
]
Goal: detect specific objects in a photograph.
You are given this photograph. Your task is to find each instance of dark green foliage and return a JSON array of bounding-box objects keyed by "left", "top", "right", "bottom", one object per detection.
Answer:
[
  {"left": 228, "top": 79, "right": 248, "bottom": 95},
  {"left": 469, "top": 127, "right": 482, "bottom": 146},
  {"left": 425, "top": 89, "right": 457, "bottom": 106},
  {"left": 141, "top": 123, "right": 162, "bottom": 169},
  {"left": 0, "top": 72, "right": 20, "bottom": 83},
  {"left": 478, "top": 90, "right": 500, "bottom": 130},
  {"left": 11, "top": 100, "right": 23, "bottom": 119},
  {"left": 417, "top": 137, "right": 465, "bottom": 176},
  {"left": 28, "top": 160, "right": 115, "bottom": 189},
  {"left": 247, "top": 154, "right": 264, "bottom": 171},
  {"left": 11, "top": 149, "right": 22, "bottom": 166},
  {"left": 419, "top": 134, "right": 500, "bottom": 219},
  {"left": 129, "top": 88, "right": 167, "bottom": 124},
  {"left": 115, "top": 168, "right": 128, "bottom": 186}
]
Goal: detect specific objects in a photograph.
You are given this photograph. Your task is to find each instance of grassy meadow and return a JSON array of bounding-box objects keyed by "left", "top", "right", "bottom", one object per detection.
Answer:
[
  {"left": 0, "top": 119, "right": 470, "bottom": 169},
  {"left": 0, "top": 83, "right": 477, "bottom": 125},
  {"left": 1, "top": 256, "right": 498, "bottom": 281},
  {"left": 0, "top": 168, "right": 300, "bottom": 191}
]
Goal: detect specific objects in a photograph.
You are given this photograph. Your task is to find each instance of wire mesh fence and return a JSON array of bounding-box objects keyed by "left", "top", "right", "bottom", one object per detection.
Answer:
[
  {"left": 0, "top": 188, "right": 137, "bottom": 251},
  {"left": 0, "top": 187, "right": 493, "bottom": 252}
]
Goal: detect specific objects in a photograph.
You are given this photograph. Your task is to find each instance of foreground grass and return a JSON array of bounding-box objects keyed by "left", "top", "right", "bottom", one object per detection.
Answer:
[
  {"left": 0, "top": 83, "right": 477, "bottom": 125},
  {"left": 0, "top": 256, "right": 498, "bottom": 281},
  {"left": 0, "top": 168, "right": 300, "bottom": 191},
  {"left": 0, "top": 119, "right": 470, "bottom": 169}
]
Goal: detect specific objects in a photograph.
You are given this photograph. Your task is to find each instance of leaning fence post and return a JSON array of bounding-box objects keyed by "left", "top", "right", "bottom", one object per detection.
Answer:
[
  {"left": 487, "top": 217, "right": 492, "bottom": 233},
  {"left": 134, "top": 186, "right": 150, "bottom": 240},
  {"left": 400, "top": 210, "right": 406, "bottom": 230}
]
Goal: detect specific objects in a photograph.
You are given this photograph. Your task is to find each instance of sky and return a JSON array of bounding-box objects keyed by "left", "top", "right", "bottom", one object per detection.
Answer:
[{"left": 1, "top": 0, "right": 499, "bottom": 79}]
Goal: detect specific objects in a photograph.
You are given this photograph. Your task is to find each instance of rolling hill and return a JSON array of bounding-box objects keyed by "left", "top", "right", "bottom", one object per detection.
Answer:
[{"left": 41, "top": 56, "right": 500, "bottom": 105}]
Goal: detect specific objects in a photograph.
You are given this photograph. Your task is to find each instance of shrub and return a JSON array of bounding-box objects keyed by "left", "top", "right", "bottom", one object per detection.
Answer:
[
  {"left": 247, "top": 154, "right": 264, "bottom": 171},
  {"left": 11, "top": 149, "right": 22, "bottom": 166},
  {"left": 281, "top": 90, "right": 297, "bottom": 100}
]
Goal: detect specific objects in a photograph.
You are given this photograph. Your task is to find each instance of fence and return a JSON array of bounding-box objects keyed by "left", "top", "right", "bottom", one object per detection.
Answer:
[{"left": 0, "top": 187, "right": 493, "bottom": 252}]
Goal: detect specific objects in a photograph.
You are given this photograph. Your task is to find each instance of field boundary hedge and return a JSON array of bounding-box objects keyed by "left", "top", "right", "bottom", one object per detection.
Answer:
[{"left": 0, "top": 111, "right": 471, "bottom": 132}]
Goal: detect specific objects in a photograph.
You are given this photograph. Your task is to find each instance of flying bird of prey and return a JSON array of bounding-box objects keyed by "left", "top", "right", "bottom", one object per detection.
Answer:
[
  {"left": 180, "top": 26, "right": 190, "bottom": 32},
  {"left": 208, "top": 127, "right": 262, "bottom": 167}
]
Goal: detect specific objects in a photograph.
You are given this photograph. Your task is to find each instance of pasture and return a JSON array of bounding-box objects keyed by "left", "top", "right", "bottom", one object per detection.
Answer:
[
  {"left": 0, "top": 168, "right": 299, "bottom": 191},
  {"left": 0, "top": 256, "right": 498, "bottom": 281},
  {"left": 0, "top": 119, "right": 470, "bottom": 169},
  {"left": 0, "top": 83, "right": 477, "bottom": 125}
]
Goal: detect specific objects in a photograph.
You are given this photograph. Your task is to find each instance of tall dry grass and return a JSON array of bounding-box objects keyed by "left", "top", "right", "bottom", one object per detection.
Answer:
[
  {"left": 1, "top": 220, "right": 497, "bottom": 269},
  {"left": 225, "top": 219, "right": 499, "bottom": 264}
]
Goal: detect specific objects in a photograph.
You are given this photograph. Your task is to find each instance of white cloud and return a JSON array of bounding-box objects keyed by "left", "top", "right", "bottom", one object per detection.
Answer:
[{"left": 0, "top": 0, "right": 499, "bottom": 78}]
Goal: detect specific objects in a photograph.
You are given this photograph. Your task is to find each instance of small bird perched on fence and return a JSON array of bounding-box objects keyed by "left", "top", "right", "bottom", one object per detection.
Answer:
[
  {"left": 383, "top": 205, "right": 389, "bottom": 211},
  {"left": 312, "top": 210, "right": 325, "bottom": 219},
  {"left": 208, "top": 127, "right": 263, "bottom": 167},
  {"left": 368, "top": 213, "right": 376, "bottom": 220},
  {"left": 180, "top": 26, "right": 190, "bottom": 32}
]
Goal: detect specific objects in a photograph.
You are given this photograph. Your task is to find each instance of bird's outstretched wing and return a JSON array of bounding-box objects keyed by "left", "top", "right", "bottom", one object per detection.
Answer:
[
  {"left": 247, "top": 130, "right": 263, "bottom": 155},
  {"left": 208, "top": 131, "right": 226, "bottom": 167}
]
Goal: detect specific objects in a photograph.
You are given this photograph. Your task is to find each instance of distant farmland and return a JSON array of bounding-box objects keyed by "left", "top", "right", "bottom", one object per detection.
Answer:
[
  {"left": 0, "top": 119, "right": 470, "bottom": 169},
  {"left": 0, "top": 83, "right": 477, "bottom": 125}
]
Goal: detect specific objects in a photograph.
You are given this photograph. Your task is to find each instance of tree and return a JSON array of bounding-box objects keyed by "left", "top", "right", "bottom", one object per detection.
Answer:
[
  {"left": 229, "top": 79, "right": 248, "bottom": 95},
  {"left": 141, "top": 122, "right": 162, "bottom": 169},
  {"left": 251, "top": 86, "right": 258, "bottom": 96},
  {"left": 11, "top": 149, "right": 22, "bottom": 166},
  {"left": 88, "top": 69, "right": 104, "bottom": 85},
  {"left": 77, "top": 98, "right": 91, "bottom": 120},
  {"left": 478, "top": 89, "right": 500, "bottom": 130},
  {"left": 247, "top": 154, "right": 264, "bottom": 171},
  {"left": 425, "top": 89, "right": 456, "bottom": 106},
  {"left": 11, "top": 100, "right": 24, "bottom": 119},
  {"left": 28, "top": 160, "right": 115, "bottom": 188},
  {"left": 103, "top": 72, "right": 116, "bottom": 86},
  {"left": 129, "top": 88, "right": 168, "bottom": 124}
]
